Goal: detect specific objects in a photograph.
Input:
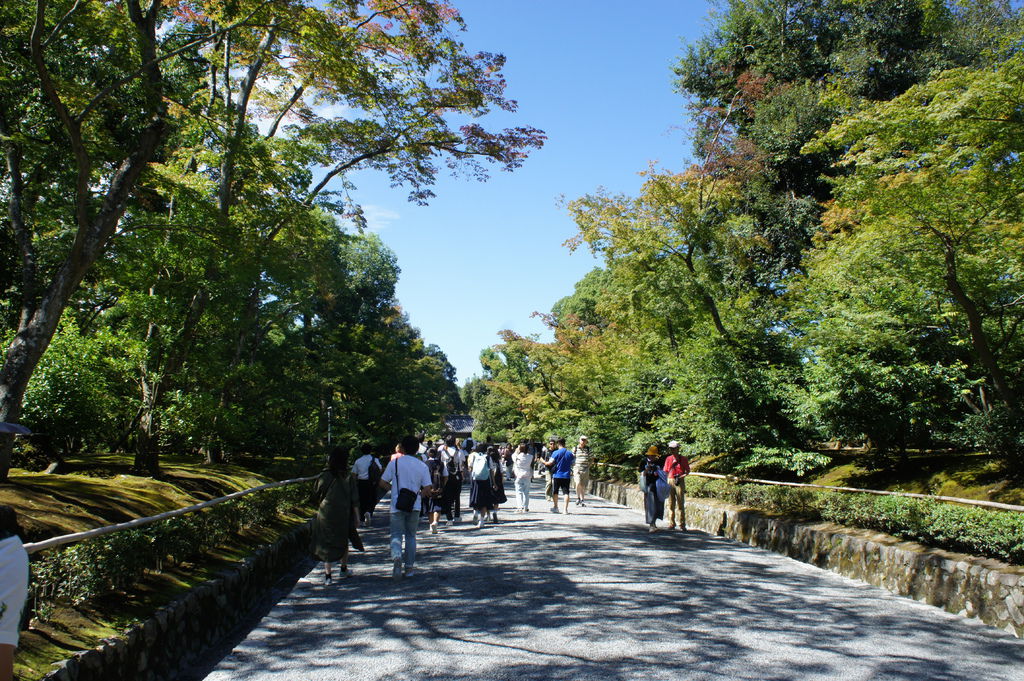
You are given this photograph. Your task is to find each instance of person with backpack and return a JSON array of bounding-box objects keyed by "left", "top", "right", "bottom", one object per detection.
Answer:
[
  {"left": 424, "top": 447, "right": 448, "bottom": 534},
  {"left": 353, "top": 443, "right": 382, "bottom": 526},
  {"left": 438, "top": 437, "right": 463, "bottom": 526},
  {"left": 468, "top": 442, "right": 496, "bottom": 529}
]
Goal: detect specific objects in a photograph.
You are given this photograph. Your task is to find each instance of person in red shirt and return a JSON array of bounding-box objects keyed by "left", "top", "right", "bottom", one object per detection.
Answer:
[{"left": 662, "top": 441, "right": 690, "bottom": 530}]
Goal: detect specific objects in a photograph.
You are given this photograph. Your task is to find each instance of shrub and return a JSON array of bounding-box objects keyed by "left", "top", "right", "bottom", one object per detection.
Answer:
[
  {"left": 685, "top": 477, "right": 1024, "bottom": 565},
  {"left": 29, "top": 483, "right": 311, "bottom": 616}
]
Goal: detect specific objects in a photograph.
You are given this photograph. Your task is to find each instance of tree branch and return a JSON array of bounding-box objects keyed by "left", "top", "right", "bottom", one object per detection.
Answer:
[{"left": 75, "top": 0, "right": 275, "bottom": 124}]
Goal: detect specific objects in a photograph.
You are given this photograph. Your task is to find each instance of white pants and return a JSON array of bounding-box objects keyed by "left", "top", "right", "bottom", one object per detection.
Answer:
[{"left": 514, "top": 476, "right": 531, "bottom": 511}]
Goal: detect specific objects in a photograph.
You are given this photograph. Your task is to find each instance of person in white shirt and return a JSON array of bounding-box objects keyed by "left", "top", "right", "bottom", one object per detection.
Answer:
[
  {"left": 352, "top": 443, "right": 382, "bottom": 525},
  {"left": 379, "top": 436, "right": 434, "bottom": 578},
  {"left": 511, "top": 443, "right": 535, "bottom": 512},
  {"left": 0, "top": 506, "right": 28, "bottom": 681},
  {"left": 438, "top": 437, "right": 464, "bottom": 525}
]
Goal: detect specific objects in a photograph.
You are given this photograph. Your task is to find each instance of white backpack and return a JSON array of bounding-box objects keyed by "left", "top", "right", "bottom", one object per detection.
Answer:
[{"left": 471, "top": 453, "right": 490, "bottom": 480}]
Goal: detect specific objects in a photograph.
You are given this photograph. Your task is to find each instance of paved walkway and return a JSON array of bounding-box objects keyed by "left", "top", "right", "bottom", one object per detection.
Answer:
[{"left": 190, "top": 482, "right": 1023, "bottom": 681}]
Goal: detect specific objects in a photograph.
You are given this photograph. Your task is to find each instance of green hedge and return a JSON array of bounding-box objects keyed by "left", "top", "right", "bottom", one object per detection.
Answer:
[
  {"left": 685, "top": 477, "right": 1024, "bottom": 566},
  {"left": 30, "top": 484, "right": 311, "bottom": 619}
]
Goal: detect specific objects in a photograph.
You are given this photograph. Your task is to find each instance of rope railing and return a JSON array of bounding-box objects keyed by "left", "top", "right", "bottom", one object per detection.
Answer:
[
  {"left": 590, "top": 462, "right": 1024, "bottom": 513},
  {"left": 24, "top": 474, "right": 318, "bottom": 555}
]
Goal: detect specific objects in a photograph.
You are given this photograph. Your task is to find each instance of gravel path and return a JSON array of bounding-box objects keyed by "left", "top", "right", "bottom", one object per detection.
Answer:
[{"left": 188, "top": 481, "right": 1023, "bottom": 681}]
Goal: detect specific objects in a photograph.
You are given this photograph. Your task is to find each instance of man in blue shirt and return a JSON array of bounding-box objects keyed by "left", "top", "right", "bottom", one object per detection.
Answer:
[{"left": 544, "top": 437, "right": 575, "bottom": 514}]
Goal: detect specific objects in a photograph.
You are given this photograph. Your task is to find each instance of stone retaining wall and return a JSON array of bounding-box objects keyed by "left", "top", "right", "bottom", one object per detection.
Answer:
[
  {"left": 590, "top": 479, "right": 1024, "bottom": 638},
  {"left": 41, "top": 521, "right": 311, "bottom": 681}
]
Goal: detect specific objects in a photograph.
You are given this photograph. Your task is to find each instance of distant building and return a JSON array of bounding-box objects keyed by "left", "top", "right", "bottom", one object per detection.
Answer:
[{"left": 443, "top": 414, "right": 475, "bottom": 440}]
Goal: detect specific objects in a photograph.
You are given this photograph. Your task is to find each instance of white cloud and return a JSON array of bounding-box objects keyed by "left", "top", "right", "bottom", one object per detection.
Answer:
[{"left": 360, "top": 204, "right": 401, "bottom": 233}]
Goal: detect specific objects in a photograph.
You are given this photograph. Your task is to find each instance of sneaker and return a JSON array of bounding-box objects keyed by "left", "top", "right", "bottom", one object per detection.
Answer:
[
  {"left": 472, "top": 511, "right": 479, "bottom": 523},
  {"left": 339, "top": 568, "right": 351, "bottom": 579},
  {"left": 430, "top": 523, "right": 438, "bottom": 534},
  {"left": 550, "top": 506, "right": 559, "bottom": 513},
  {"left": 454, "top": 516, "right": 461, "bottom": 523},
  {"left": 444, "top": 519, "right": 452, "bottom": 527},
  {"left": 668, "top": 524, "right": 677, "bottom": 530},
  {"left": 477, "top": 518, "right": 485, "bottom": 529},
  {"left": 404, "top": 567, "right": 416, "bottom": 577},
  {"left": 580, "top": 501, "right": 586, "bottom": 507},
  {"left": 491, "top": 512, "right": 498, "bottom": 522},
  {"left": 649, "top": 524, "right": 657, "bottom": 533},
  {"left": 392, "top": 558, "right": 403, "bottom": 579},
  {"left": 324, "top": 573, "right": 332, "bottom": 585}
]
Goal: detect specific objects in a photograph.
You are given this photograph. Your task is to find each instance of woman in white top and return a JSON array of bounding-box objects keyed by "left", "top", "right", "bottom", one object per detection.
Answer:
[
  {"left": 0, "top": 506, "right": 28, "bottom": 681},
  {"left": 511, "top": 443, "right": 534, "bottom": 512}
]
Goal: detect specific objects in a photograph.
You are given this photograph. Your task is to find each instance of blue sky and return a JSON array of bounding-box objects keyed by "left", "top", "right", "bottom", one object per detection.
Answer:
[{"left": 348, "top": 0, "right": 714, "bottom": 385}]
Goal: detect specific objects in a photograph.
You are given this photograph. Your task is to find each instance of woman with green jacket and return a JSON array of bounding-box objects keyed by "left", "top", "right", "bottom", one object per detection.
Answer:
[{"left": 311, "top": 447, "right": 360, "bottom": 583}]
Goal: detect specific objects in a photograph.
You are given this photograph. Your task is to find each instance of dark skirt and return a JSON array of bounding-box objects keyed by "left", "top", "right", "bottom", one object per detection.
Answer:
[
  {"left": 426, "top": 493, "right": 449, "bottom": 514},
  {"left": 492, "top": 477, "right": 507, "bottom": 505},
  {"left": 357, "top": 479, "right": 378, "bottom": 516},
  {"left": 469, "top": 478, "right": 496, "bottom": 509}
]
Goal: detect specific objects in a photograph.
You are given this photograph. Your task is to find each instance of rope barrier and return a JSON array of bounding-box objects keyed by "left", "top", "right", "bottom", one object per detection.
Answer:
[
  {"left": 590, "top": 462, "right": 1024, "bottom": 513},
  {"left": 24, "top": 474, "right": 318, "bottom": 555}
]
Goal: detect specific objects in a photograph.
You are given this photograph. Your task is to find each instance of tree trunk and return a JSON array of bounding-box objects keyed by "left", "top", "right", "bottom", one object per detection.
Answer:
[{"left": 943, "top": 247, "right": 1021, "bottom": 415}]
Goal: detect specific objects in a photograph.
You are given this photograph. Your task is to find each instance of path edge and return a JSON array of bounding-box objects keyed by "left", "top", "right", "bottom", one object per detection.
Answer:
[
  {"left": 589, "top": 479, "right": 1024, "bottom": 638},
  {"left": 40, "top": 521, "right": 312, "bottom": 681}
]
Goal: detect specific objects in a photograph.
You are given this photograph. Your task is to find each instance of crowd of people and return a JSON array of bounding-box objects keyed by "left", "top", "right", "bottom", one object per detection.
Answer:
[{"left": 310, "top": 434, "right": 691, "bottom": 580}]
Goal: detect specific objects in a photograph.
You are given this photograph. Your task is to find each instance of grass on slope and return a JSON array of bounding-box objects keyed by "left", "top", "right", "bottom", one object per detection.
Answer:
[
  {"left": 808, "top": 451, "right": 1024, "bottom": 506},
  {"left": 0, "top": 452, "right": 315, "bottom": 680}
]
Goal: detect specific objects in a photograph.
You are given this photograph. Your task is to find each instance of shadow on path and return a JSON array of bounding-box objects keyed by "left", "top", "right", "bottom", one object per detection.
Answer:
[{"left": 183, "top": 484, "right": 1024, "bottom": 681}]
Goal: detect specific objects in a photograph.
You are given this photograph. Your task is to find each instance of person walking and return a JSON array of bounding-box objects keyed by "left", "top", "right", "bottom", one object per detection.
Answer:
[
  {"left": 438, "top": 437, "right": 463, "bottom": 526},
  {"left": 311, "top": 447, "right": 361, "bottom": 583},
  {"left": 544, "top": 437, "right": 575, "bottom": 514},
  {"left": 511, "top": 442, "right": 534, "bottom": 512},
  {"left": 488, "top": 445, "right": 507, "bottom": 523},
  {"left": 468, "top": 443, "right": 496, "bottom": 529},
  {"left": 379, "top": 436, "right": 434, "bottom": 578},
  {"left": 424, "top": 446, "right": 448, "bottom": 534},
  {"left": 352, "top": 443, "right": 382, "bottom": 526},
  {"left": 663, "top": 441, "right": 690, "bottom": 530},
  {"left": 0, "top": 506, "right": 28, "bottom": 681},
  {"left": 573, "top": 435, "right": 592, "bottom": 507},
  {"left": 542, "top": 439, "right": 555, "bottom": 503},
  {"left": 639, "top": 445, "right": 667, "bottom": 532}
]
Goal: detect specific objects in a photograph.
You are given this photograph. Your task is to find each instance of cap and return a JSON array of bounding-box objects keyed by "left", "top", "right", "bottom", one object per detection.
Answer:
[
  {"left": 668, "top": 440, "right": 679, "bottom": 448},
  {"left": 579, "top": 435, "right": 589, "bottom": 441}
]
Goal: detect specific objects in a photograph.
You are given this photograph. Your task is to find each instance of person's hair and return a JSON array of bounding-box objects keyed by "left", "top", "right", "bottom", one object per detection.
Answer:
[
  {"left": 426, "top": 446, "right": 439, "bottom": 459},
  {"left": 0, "top": 505, "right": 23, "bottom": 539},
  {"left": 486, "top": 445, "right": 499, "bottom": 460},
  {"left": 327, "top": 446, "right": 348, "bottom": 474},
  {"left": 400, "top": 434, "right": 421, "bottom": 456},
  {"left": 516, "top": 443, "right": 526, "bottom": 453},
  {"left": 417, "top": 432, "right": 426, "bottom": 443},
  {"left": 446, "top": 436, "right": 456, "bottom": 447},
  {"left": 557, "top": 437, "right": 566, "bottom": 446},
  {"left": 646, "top": 444, "right": 660, "bottom": 458},
  {"left": 475, "top": 442, "right": 487, "bottom": 453},
  {"left": 360, "top": 442, "right": 373, "bottom": 456}
]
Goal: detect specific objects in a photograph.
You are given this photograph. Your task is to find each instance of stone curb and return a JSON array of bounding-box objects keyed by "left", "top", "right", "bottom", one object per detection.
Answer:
[
  {"left": 590, "top": 479, "right": 1024, "bottom": 638},
  {"left": 40, "top": 520, "right": 312, "bottom": 681}
]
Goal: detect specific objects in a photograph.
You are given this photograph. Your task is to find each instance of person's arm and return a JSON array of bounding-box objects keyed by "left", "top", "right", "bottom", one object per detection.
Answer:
[{"left": 379, "top": 460, "right": 394, "bottom": 491}]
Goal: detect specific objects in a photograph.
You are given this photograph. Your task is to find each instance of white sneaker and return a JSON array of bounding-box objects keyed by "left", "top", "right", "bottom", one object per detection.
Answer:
[
  {"left": 477, "top": 518, "right": 485, "bottom": 529},
  {"left": 430, "top": 523, "right": 438, "bottom": 534},
  {"left": 472, "top": 511, "right": 479, "bottom": 522}
]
